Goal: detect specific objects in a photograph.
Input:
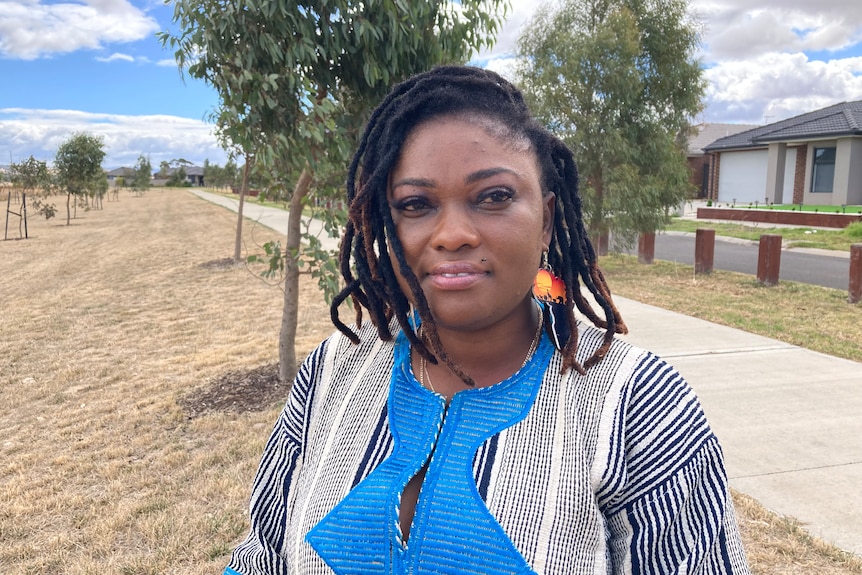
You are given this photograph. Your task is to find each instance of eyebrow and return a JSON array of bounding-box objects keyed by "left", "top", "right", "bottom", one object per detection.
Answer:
[{"left": 391, "top": 167, "right": 522, "bottom": 190}]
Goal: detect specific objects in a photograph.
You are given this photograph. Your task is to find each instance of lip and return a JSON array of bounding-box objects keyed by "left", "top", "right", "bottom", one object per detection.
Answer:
[{"left": 426, "top": 262, "right": 488, "bottom": 290}]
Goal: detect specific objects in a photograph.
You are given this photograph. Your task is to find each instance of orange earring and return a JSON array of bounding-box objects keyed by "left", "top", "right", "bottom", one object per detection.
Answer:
[{"left": 532, "top": 251, "right": 566, "bottom": 305}]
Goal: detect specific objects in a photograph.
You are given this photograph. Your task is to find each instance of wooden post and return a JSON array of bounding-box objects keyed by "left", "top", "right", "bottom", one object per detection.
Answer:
[
  {"left": 757, "top": 234, "right": 783, "bottom": 286},
  {"left": 849, "top": 244, "right": 862, "bottom": 304},
  {"left": 638, "top": 232, "right": 655, "bottom": 264},
  {"left": 695, "top": 229, "right": 715, "bottom": 274}
]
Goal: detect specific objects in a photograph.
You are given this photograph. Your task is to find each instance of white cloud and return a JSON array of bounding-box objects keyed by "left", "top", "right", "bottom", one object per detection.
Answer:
[
  {"left": 482, "top": 0, "right": 862, "bottom": 125},
  {"left": 690, "top": 0, "right": 862, "bottom": 61},
  {"left": 0, "top": 0, "right": 159, "bottom": 60},
  {"left": 0, "top": 109, "right": 229, "bottom": 169},
  {"left": 95, "top": 52, "right": 135, "bottom": 63},
  {"left": 704, "top": 53, "right": 862, "bottom": 123}
]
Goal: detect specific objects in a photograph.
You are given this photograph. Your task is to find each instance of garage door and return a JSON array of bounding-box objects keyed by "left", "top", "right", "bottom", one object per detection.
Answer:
[{"left": 718, "top": 150, "right": 767, "bottom": 204}]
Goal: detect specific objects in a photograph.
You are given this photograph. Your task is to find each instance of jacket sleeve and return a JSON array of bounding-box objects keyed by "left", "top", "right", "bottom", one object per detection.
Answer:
[
  {"left": 600, "top": 352, "right": 750, "bottom": 574},
  {"left": 224, "top": 340, "right": 329, "bottom": 575}
]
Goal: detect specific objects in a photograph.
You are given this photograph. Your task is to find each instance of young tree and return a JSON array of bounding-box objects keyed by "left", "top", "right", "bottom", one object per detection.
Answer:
[
  {"left": 166, "top": 166, "right": 189, "bottom": 187},
  {"left": 8, "top": 156, "right": 54, "bottom": 233},
  {"left": 54, "top": 133, "right": 106, "bottom": 226},
  {"left": 132, "top": 155, "right": 152, "bottom": 196},
  {"left": 162, "top": 0, "right": 509, "bottom": 382},
  {"left": 517, "top": 0, "right": 705, "bottom": 250}
]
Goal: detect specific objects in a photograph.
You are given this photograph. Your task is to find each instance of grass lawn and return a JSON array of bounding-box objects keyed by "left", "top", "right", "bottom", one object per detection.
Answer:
[
  {"left": 1, "top": 190, "right": 860, "bottom": 574},
  {"left": 665, "top": 218, "right": 862, "bottom": 252},
  {"left": 705, "top": 202, "right": 862, "bottom": 214}
]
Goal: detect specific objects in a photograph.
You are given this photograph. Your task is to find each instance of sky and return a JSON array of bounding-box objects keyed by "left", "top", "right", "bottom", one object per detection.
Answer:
[{"left": 1, "top": 0, "right": 861, "bottom": 170}]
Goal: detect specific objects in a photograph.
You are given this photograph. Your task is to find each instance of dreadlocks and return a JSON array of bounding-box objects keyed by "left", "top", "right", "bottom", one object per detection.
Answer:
[{"left": 330, "top": 65, "right": 627, "bottom": 383}]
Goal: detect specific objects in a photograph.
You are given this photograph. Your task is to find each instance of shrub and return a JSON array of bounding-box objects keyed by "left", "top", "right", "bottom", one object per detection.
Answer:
[{"left": 845, "top": 221, "right": 862, "bottom": 239}]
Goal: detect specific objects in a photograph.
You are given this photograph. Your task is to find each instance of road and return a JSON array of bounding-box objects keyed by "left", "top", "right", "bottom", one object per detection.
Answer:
[{"left": 621, "top": 232, "right": 852, "bottom": 291}]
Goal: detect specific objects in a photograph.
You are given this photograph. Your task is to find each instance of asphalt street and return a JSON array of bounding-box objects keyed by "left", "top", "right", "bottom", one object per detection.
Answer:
[{"left": 621, "top": 232, "right": 853, "bottom": 291}]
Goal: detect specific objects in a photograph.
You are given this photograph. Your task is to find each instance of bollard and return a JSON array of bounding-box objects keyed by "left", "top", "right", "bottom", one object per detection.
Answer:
[
  {"left": 757, "top": 234, "right": 783, "bottom": 286},
  {"left": 850, "top": 244, "right": 862, "bottom": 304},
  {"left": 638, "top": 232, "right": 655, "bottom": 264},
  {"left": 695, "top": 229, "right": 715, "bottom": 274}
]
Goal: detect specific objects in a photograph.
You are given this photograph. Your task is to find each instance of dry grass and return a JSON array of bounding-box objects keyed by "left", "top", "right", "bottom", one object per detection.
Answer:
[
  {"left": 599, "top": 255, "right": 862, "bottom": 364},
  {"left": 1, "top": 189, "right": 860, "bottom": 573},
  {"left": 733, "top": 491, "right": 862, "bottom": 574},
  {"left": 1, "top": 189, "right": 331, "bottom": 574}
]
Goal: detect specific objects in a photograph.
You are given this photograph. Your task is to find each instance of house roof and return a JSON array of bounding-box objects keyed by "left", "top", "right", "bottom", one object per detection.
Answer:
[
  {"left": 106, "top": 167, "right": 135, "bottom": 177},
  {"left": 164, "top": 166, "right": 204, "bottom": 177},
  {"left": 705, "top": 100, "right": 862, "bottom": 152},
  {"left": 688, "top": 123, "right": 758, "bottom": 155}
]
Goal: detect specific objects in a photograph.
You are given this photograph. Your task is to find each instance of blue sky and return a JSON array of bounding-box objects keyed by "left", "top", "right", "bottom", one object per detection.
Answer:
[{"left": 1, "top": 0, "right": 861, "bottom": 170}]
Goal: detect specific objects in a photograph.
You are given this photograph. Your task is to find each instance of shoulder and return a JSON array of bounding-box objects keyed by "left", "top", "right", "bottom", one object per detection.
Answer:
[{"left": 317, "top": 320, "right": 399, "bottom": 372}]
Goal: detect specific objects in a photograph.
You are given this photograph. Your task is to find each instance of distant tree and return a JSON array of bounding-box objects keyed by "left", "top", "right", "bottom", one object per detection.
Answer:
[
  {"left": 517, "top": 0, "right": 705, "bottom": 250},
  {"left": 158, "top": 160, "right": 171, "bottom": 179},
  {"left": 9, "top": 155, "right": 55, "bottom": 221},
  {"left": 132, "top": 155, "right": 152, "bottom": 196},
  {"left": 166, "top": 166, "right": 189, "bottom": 187},
  {"left": 223, "top": 158, "right": 240, "bottom": 190},
  {"left": 171, "top": 158, "right": 194, "bottom": 168},
  {"left": 54, "top": 133, "right": 106, "bottom": 226},
  {"left": 91, "top": 175, "right": 108, "bottom": 210}
]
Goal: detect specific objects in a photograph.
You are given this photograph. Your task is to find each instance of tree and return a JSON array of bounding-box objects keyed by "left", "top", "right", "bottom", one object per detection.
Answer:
[
  {"left": 516, "top": 0, "right": 705, "bottom": 250},
  {"left": 161, "top": 0, "right": 508, "bottom": 382},
  {"left": 166, "top": 166, "right": 189, "bottom": 187},
  {"left": 132, "top": 155, "right": 152, "bottom": 196},
  {"left": 54, "top": 133, "right": 106, "bottom": 226},
  {"left": 9, "top": 156, "right": 54, "bottom": 232}
]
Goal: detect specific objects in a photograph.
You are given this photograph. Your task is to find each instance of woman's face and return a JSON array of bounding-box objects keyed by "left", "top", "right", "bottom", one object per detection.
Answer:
[{"left": 388, "top": 115, "right": 554, "bottom": 333}]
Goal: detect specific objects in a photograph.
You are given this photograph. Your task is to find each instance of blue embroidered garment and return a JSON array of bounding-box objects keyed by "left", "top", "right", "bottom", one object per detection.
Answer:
[{"left": 305, "top": 332, "right": 554, "bottom": 575}]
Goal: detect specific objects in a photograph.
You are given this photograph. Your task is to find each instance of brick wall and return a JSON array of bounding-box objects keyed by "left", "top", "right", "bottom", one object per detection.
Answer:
[
  {"left": 688, "top": 155, "right": 709, "bottom": 197},
  {"left": 707, "top": 152, "right": 720, "bottom": 200},
  {"left": 793, "top": 145, "right": 808, "bottom": 203}
]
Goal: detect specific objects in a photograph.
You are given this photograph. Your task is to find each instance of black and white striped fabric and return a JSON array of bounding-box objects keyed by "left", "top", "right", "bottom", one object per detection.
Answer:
[{"left": 224, "top": 321, "right": 750, "bottom": 575}]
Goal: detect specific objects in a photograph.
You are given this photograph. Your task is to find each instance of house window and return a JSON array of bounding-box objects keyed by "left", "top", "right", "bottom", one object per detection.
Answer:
[{"left": 811, "top": 147, "right": 836, "bottom": 193}]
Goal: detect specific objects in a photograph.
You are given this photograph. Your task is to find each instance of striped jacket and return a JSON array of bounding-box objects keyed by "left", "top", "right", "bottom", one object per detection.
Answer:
[{"left": 225, "top": 321, "right": 750, "bottom": 575}]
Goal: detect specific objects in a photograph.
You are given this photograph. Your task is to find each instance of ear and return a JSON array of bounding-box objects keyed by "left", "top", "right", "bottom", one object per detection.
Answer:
[{"left": 541, "top": 192, "right": 555, "bottom": 249}]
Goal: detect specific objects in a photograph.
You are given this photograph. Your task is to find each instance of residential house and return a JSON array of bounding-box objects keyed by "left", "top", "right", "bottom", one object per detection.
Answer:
[
  {"left": 161, "top": 166, "right": 205, "bottom": 186},
  {"left": 686, "top": 123, "right": 757, "bottom": 197},
  {"left": 106, "top": 167, "right": 136, "bottom": 186},
  {"left": 703, "top": 100, "right": 862, "bottom": 206}
]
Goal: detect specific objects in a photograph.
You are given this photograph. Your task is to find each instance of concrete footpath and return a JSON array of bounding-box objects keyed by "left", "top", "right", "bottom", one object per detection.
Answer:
[{"left": 191, "top": 189, "right": 862, "bottom": 556}]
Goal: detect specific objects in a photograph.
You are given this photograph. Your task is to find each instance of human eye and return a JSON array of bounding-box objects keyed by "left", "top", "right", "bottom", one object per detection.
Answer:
[
  {"left": 477, "top": 187, "right": 514, "bottom": 209},
  {"left": 392, "top": 195, "right": 433, "bottom": 216}
]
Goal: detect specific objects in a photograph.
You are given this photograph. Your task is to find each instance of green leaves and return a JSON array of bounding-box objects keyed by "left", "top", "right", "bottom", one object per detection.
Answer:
[
  {"left": 517, "top": 0, "right": 704, "bottom": 240},
  {"left": 54, "top": 133, "right": 106, "bottom": 197}
]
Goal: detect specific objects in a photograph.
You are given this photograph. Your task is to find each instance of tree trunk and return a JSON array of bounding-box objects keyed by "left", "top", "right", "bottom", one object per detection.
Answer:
[
  {"left": 66, "top": 192, "right": 71, "bottom": 226},
  {"left": 279, "top": 166, "right": 313, "bottom": 383},
  {"left": 234, "top": 156, "right": 252, "bottom": 262},
  {"left": 589, "top": 174, "right": 608, "bottom": 256}
]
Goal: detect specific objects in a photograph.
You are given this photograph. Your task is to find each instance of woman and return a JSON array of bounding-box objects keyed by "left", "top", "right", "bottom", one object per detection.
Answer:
[{"left": 224, "top": 66, "right": 750, "bottom": 574}]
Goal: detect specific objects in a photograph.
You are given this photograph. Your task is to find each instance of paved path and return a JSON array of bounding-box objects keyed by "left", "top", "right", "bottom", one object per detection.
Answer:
[
  {"left": 190, "top": 189, "right": 862, "bottom": 557},
  {"left": 190, "top": 189, "right": 340, "bottom": 251}
]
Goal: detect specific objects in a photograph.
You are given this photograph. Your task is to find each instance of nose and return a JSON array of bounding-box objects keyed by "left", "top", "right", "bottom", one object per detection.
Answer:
[{"left": 431, "top": 204, "right": 481, "bottom": 252}]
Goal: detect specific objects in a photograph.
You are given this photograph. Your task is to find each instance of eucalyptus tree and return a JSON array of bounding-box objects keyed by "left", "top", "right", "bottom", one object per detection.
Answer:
[
  {"left": 132, "top": 155, "right": 152, "bottom": 196},
  {"left": 161, "top": 0, "right": 508, "bottom": 382},
  {"left": 517, "top": 0, "right": 705, "bottom": 250},
  {"left": 8, "top": 156, "right": 53, "bottom": 231},
  {"left": 54, "top": 133, "right": 106, "bottom": 226}
]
